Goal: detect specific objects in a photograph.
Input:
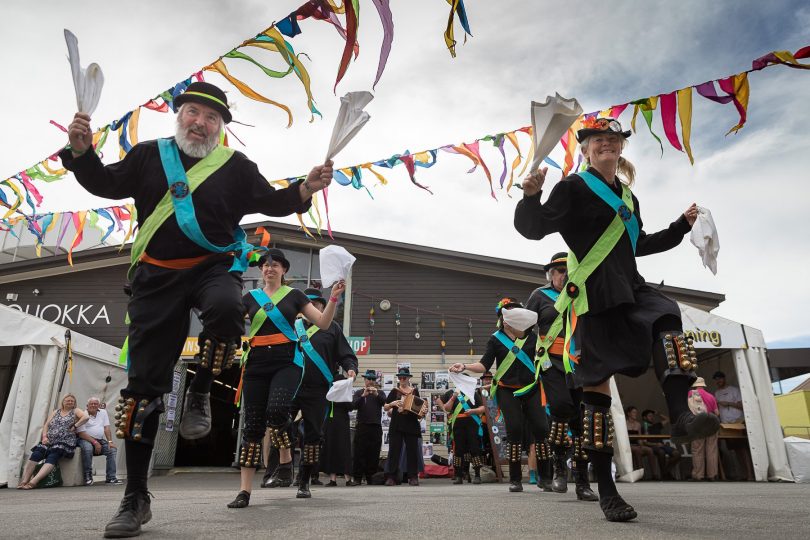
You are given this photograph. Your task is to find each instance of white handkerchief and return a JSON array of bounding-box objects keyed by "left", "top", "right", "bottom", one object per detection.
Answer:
[
  {"left": 502, "top": 308, "right": 538, "bottom": 332},
  {"left": 326, "top": 378, "right": 354, "bottom": 403},
  {"left": 319, "top": 245, "right": 356, "bottom": 288},
  {"left": 528, "top": 93, "right": 583, "bottom": 172},
  {"left": 325, "top": 91, "right": 374, "bottom": 162},
  {"left": 689, "top": 206, "right": 719, "bottom": 275},
  {"left": 449, "top": 372, "right": 477, "bottom": 399},
  {"left": 64, "top": 29, "right": 104, "bottom": 115}
]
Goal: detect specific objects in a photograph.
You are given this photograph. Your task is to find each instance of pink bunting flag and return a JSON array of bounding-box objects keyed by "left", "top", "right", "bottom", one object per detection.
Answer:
[{"left": 659, "top": 92, "right": 683, "bottom": 152}]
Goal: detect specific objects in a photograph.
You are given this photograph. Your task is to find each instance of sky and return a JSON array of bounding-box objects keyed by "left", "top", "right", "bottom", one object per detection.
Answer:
[{"left": 1, "top": 0, "right": 809, "bottom": 347}]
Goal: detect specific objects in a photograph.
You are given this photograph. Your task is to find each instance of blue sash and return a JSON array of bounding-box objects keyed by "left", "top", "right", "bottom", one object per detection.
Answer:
[
  {"left": 248, "top": 289, "right": 302, "bottom": 368},
  {"left": 578, "top": 170, "right": 640, "bottom": 253},
  {"left": 457, "top": 393, "right": 483, "bottom": 437},
  {"left": 157, "top": 138, "right": 254, "bottom": 272},
  {"left": 492, "top": 330, "right": 536, "bottom": 375},
  {"left": 538, "top": 287, "right": 560, "bottom": 302},
  {"left": 294, "top": 318, "right": 334, "bottom": 383}
]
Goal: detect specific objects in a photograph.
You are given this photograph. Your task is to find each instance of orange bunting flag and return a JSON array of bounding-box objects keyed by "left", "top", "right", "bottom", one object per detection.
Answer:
[{"left": 205, "top": 59, "right": 293, "bottom": 127}]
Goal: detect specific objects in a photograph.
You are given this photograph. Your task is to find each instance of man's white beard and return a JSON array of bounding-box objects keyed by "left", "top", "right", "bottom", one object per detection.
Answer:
[{"left": 175, "top": 119, "right": 219, "bottom": 158}]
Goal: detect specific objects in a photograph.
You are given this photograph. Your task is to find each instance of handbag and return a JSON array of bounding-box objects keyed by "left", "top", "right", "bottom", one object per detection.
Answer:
[{"left": 32, "top": 461, "right": 63, "bottom": 488}]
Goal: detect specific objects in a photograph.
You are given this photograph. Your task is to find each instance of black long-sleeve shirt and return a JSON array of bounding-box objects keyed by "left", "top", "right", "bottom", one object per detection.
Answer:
[
  {"left": 299, "top": 320, "right": 358, "bottom": 387},
  {"left": 514, "top": 168, "right": 690, "bottom": 315},
  {"left": 353, "top": 387, "right": 387, "bottom": 424},
  {"left": 60, "top": 139, "right": 311, "bottom": 260},
  {"left": 479, "top": 332, "right": 538, "bottom": 388}
]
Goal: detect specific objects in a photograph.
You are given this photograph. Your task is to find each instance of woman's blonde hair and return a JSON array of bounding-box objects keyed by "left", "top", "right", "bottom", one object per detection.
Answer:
[
  {"left": 580, "top": 137, "right": 636, "bottom": 187},
  {"left": 61, "top": 393, "right": 77, "bottom": 408}
]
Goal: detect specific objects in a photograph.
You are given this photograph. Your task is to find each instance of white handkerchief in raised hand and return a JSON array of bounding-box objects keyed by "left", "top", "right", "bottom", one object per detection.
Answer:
[
  {"left": 502, "top": 308, "right": 538, "bottom": 332},
  {"left": 326, "top": 378, "right": 354, "bottom": 402},
  {"left": 528, "top": 93, "right": 583, "bottom": 172},
  {"left": 690, "top": 206, "right": 719, "bottom": 274},
  {"left": 64, "top": 29, "right": 104, "bottom": 115},
  {"left": 449, "top": 372, "right": 478, "bottom": 399},
  {"left": 319, "top": 245, "right": 356, "bottom": 288},
  {"left": 325, "top": 91, "right": 374, "bottom": 162}
]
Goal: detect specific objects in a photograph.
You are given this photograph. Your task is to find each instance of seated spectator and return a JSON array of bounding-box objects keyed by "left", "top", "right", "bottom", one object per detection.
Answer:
[
  {"left": 18, "top": 394, "right": 88, "bottom": 489},
  {"left": 76, "top": 396, "right": 122, "bottom": 486},
  {"left": 689, "top": 377, "right": 720, "bottom": 481},
  {"left": 641, "top": 409, "right": 682, "bottom": 479},
  {"left": 625, "top": 406, "right": 661, "bottom": 480}
]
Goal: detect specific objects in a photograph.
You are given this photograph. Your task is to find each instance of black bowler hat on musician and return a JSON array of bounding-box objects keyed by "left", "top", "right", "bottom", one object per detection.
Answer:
[
  {"left": 576, "top": 116, "right": 631, "bottom": 143},
  {"left": 396, "top": 367, "right": 413, "bottom": 378},
  {"left": 174, "top": 81, "right": 233, "bottom": 124},
  {"left": 362, "top": 369, "right": 378, "bottom": 380},
  {"left": 304, "top": 288, "right": 326, "bottom": 307},
  {"left": 256, "top": 248, "right": 291, "bottom": 271},
  {"left": 544, "top": 251, "right": 568, "bottom": 272}
]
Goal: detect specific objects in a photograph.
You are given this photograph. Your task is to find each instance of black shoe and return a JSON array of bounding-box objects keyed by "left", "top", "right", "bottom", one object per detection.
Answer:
[
  {"left": 311, "top": 478, "right": 324, "bottom": 486},
  {"left": 346, "top": 479, "right": 361, "bottom": 486},
  {"left": 576, "top": 484, "right": 599, "bottom": 501},
  {"left": 84, "top": 472, "right": 94, "bottom": 486},
  {"left": 538, "top": 477, "right": 554, "bottom": 492},
  {"left": 472, "top": 476, "right": 482, "bottom": 485},
  {"left": 179, "top": 391, "right": 211, "bottom": 440},
  {"left": 509, "top": 481, "right": 523, "bottom": 492},
  {"left": 106, "top": 478, "right": 124, "bottom": 486},
  {"left": 103, "top": 491, "right": 152, "bottom": 538},
  {"left": 226, "top": 490, "right": 250, "bottom": 509},
  {"left": 297, "top": 481, "right": 311, "bottom": 498},
  {"left": 267, "top": 465, "right": 293, "bottom": 488},
  {"left": 452, "top": 476, "right": 464, "bottom": 485},
  {"left": 671, "top": 411, "right": 720, "bottom": 444},
  {"left": 551, "top": 457, "right": 568, "bottom": 493},
  {"left": 600, "top": 494, "right": 637, "bottom": 522},
  {"left": 408, "top": 477, "right": 419, "bottom": 486},
  {"left": 325, "top": 480, "right": 337, "bottom": 487}
]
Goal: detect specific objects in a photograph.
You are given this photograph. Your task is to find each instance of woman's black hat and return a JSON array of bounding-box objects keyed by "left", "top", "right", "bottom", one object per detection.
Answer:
[
  {"left": 544, "top": 252, "right": 568, "bottom": 272},
  {"left": 396, "top": 367, "right": 413, "bottom": 378},
  {"left": 257, "top": 248, "right": 290, "bottom": 272},
  {"left": 304, "top": 288, "right": 326, "bottom": 306},
  {"left": 174, "top": 81, "right": 232, "bottom": 124},
  {"left": 576, "top": 117, "right": 631, "bottom": 143}
]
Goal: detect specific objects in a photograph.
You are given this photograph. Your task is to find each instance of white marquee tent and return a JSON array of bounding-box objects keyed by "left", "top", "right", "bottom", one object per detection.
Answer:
[
  {"left": 610, "top": 303, "right": 794, "bottom": 483},
  {"left": 0, "top": 304, "right": 127, "bottom": 487}
]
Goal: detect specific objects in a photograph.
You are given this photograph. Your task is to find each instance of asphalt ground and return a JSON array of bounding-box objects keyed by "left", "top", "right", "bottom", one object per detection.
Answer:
[{"left": 2, "top": 473, "right": 808, "bottom": 539}]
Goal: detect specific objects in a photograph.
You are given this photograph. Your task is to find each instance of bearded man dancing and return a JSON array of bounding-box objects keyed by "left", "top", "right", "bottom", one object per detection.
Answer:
[{"left": 61, "top": 82, "right": 333, "bottom": 538}]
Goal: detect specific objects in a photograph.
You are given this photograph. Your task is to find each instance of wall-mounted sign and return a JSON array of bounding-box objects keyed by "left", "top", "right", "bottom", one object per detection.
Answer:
[{"left": 348, "top": 336, "right": 371, "bottom": 355}]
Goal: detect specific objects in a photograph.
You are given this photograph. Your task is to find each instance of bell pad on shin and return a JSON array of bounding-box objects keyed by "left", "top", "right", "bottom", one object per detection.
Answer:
[
  {"left": 581, "top": 403, "right": 615, "bottom": 455},
  {"left": 195, "top": 334, "right": 241, "bottom": 375},
  {"left": 658, "top": 331, "right": 698, "bottom": 383},
  {"left": 508, "top": 442, "right": 522, "bottom": 464},
  {"left": 302, "top": 443, "right": 321, "bottom": 466},
  {"left": 268, "top": 425, "right": 293, "bottom": 449},
  {"left": 114, "top": 395, "right": 164, "bottom": 445},
  {"left": 238, "top": 441, "right": 262, "bottom": 468}
]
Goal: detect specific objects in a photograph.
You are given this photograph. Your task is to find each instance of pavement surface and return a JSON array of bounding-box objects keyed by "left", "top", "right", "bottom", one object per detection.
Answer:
[{"left": 2, "top": 472, "right": 808, "bottom": 539}]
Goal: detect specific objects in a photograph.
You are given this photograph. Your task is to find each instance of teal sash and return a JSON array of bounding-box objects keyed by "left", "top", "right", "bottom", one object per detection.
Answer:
[
  {"left": 294, "top": 318, "right": 334, "bottom": 383},
  {"left": 248, "top": 288, "right": 298, "bottom": 343},
  {"left": 492, "top": 330, "right": 535, "bottom": 374},
  {"left": 157, "top": 138, "right": 254, "bottom": 272},
  {"left": 578, "top": 170, "right": 639, "bottom": 253}
]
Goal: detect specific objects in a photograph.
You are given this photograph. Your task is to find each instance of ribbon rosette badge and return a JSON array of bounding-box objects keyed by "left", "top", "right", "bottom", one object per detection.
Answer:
[
  {"left": 618, "top": 204, "right": 632, "bottom": 221},
  {"left": 170, "top": 182, "right": 189, "bottom": 199}
]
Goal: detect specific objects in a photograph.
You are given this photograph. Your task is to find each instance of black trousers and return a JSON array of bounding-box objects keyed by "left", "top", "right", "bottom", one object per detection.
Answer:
[
  {"left": 452, "top": 417, "right": 482, "bottom": 460},
  {"left": 291, "top": 384, "right": 330, "bottom": 445},
  {"left": 241, "top": 345, "right": 303, "bottom": 443},
  {"left": 542, "top": 361, "right": 584, "bottom": 435},
  {"left": 498, "top": 385, "right": 549, "bottom": 446},
  {"left": 387, "top": 430, "right": 419, "bottom": 478},
  {"left": 353, "top": 423, "right": 382, "bottom": 481},
  {"left": 126, "top": 258, "right": 243, "bottom": 397}
]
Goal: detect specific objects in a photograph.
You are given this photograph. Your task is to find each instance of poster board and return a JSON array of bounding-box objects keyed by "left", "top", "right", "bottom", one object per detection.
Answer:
[{"left": 481, "top": 387, "right": 507, "bottom": 482}]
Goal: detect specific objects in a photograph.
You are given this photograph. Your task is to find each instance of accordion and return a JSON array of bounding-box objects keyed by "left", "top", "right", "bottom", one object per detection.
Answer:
[{"left": 402, "top": 393, "right": 426, "bottom": 418}]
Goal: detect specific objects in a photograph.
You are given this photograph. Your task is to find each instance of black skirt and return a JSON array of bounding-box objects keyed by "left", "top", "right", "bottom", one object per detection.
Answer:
[
  {"left": 577, "top": 284, "right": 681, "bottom": 386},
  {"left": 320, "top": 404, "right": 352, "bottom": 474}
]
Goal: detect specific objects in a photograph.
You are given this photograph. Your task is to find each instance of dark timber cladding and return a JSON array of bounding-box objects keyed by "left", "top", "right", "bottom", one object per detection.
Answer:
[
  {"left": 349, "top": 253, "right": 535, "bottom": 355},
  {"left": 0, "top": 220, "right": 726, "bottom": 355}
]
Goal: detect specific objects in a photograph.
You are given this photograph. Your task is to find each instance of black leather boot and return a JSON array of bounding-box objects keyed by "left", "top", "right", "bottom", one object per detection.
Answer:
[
  {"left": 551, "top": 455, "right": 569, "bottom": 493},
  {"left": 103, "top": 491, "right": 152, "bottom": 538}
]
